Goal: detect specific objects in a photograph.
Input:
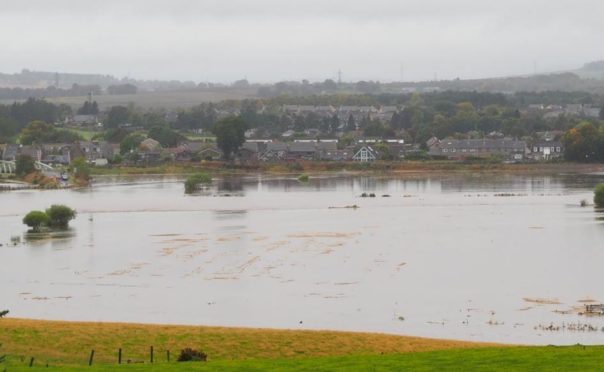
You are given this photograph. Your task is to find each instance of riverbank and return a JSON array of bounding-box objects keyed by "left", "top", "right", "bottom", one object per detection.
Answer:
[
  {"left": 89, "top": 161, "right": 604, "bottom": 178},
  {"left": 2, "top": 319, "right": 604, "bottom": 371}
]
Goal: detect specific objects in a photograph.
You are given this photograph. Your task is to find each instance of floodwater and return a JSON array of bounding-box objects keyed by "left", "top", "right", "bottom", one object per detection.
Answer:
[{"left": 1, "top": 172, "right": 604, "bottom": 345}]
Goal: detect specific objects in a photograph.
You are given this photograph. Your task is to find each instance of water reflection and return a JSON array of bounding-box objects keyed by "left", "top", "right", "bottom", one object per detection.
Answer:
[{"left": 24, "top": 229, "right": 76, "bottom": 248}]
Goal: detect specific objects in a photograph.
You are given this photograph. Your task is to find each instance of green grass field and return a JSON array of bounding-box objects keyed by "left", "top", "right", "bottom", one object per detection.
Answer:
[
  {"left": 3, "top": 346, "right": 604, "bottom": 371},
  {"left": 1, "top": 319, "right": 602, "bottom": 371}
]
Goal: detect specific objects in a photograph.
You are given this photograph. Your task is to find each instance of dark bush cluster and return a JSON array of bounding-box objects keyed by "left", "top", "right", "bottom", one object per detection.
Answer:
[{"left": 177, "top": 348, "right": 207, "bottom": 362}]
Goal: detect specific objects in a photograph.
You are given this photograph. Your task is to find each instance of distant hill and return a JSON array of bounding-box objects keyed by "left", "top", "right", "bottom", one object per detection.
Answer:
[
  {"left": 571, "top": 61, "right": 604, "bottom": 80},
  {"left": 0, "top": 69, "right": 120, "bottom": 89},
  {"left": 2, "top": 61, "right": 604, "bottom": 101}
]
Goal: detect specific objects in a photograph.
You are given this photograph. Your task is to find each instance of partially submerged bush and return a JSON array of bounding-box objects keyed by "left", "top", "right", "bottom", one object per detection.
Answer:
[
  {"left": 185, "top": 172, "right": 212, "bottom": 194},
  {"left": 23, "top": 205, "right": 76, "bottom": 231},
  {"left": 595, "top": 182, "right": 604, "bottom": 208},
  {"left": 46, "top": 205, "right": 77, "bottom": 228},
  {"left": 298, "top": 174, "right": 309, "bottom": 182},
  {"left": 177, "top": 348, "right": 207, "bottom": 362},
  {"left": 23, "top": 211, "right": 50, "bottom": 231}
]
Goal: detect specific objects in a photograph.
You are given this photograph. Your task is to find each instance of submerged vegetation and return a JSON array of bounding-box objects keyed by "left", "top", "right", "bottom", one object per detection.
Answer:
[
  {"left": 22, "top": 205, "right": 76, "bottom": 231},
  {"left": 22, "top": 211, "right": 50, "bottom": 232},
  {"left": 595, "top": 182, "right": 604, "bottom": 207},
  {"left": 184, "top": 172, "right": 212, "bottom": 193},
  {"left": 297, "top": 174, "right": 309, "bottom": 182}
]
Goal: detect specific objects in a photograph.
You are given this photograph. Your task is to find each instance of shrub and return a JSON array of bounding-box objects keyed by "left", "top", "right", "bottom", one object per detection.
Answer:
[
  {"left": 15, "top": 154, "right": 36, "bottom": 177},
  {"left": 45, "top": 205, "right": 76, "bottom": 228},
  {"left": 595, "top": 182, "right": 604, "bottom": 208},
  {"left": 185, "top": 172, "right": 212, "bottom": 194},
  {"left": 23, "top": 211, "right": 50, "bottom": 231},
  {"left": 70, "top": 157, "right": 91, "bottom": 181},
  {"left": 177, "top": 348, "right": 207, "bottom": 362},
  {"left": 298, "top": 174, "right": 309, "bottom": 182}
]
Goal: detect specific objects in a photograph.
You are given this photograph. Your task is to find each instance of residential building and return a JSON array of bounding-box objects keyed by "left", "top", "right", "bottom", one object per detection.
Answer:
[{"left": 428, "top": 138, "right": 526, "bottom": 160}]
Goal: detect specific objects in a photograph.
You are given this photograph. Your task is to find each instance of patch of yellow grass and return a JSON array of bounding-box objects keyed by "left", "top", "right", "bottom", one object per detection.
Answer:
[{"left": 0, "top": 318, "right": 502, "bottom": 366}]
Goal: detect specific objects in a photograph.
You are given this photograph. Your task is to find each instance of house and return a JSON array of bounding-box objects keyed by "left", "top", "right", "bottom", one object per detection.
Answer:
[
  {"left": 76, "top": 141, "right": 115, "bottom": 162},
  {"left": 316, "top": 141, "right": 338, "bottom": 160},
  {"left": 238, "top": 141, "right": 266, "bottom": 163},
  {"left": 198, "top": 145, "right": 222, "bottom": 160},
  {"left": 41, "top": 144, "right": 71, "bottom": 165},
  {"left": 352, "top": 146, "right": 378, "bottom": 162},
  {"left": 428, "top": 138, "right": 526, "bottom": 161},
  {"left": 529, "top": 141, "right": 564, "bottom": 161},
  {"left": 260, "top": 142, "right": 288, "bottom": 161},
  {"left": 72, "top": 115, "right": 98, "bottom": 126},
  {"left": 288, "top": 142, "right": 317, "bottom": 160},
  {"left": 20, "top": 145, "right": 42, "bottom": 162},
  {"left": 322, "top": 148, "right": 353, "bottom": 161}
]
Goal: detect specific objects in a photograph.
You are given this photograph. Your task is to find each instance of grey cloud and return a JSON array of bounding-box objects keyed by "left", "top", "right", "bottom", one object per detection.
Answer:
[{"left": 0, "top": 0, "right": 602, "bottom": 82}]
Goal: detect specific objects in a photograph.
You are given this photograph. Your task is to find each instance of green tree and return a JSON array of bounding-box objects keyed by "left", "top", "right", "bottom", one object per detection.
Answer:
[
  {"left": 45, "top": 205, "right": 76, "bottom": 229},
  {"left": 212, "top": 116, "right": 247, "bottom": 160},
  {"left": 19, "top": 120, "right": 54, "bottom": 144},
  {"left": 0, "top": 117, "right": 19, "bottom": 142},
  {"left": 19, "top": 120, "right": 81, "bottom": 145},
  {"left": 148, "top": 126, "right": 185, "bottom": 147},
  {"left": 120, "top": 133, "right": 145, "bottom": 154},
  {"left": 375, "top": 143, "right": 393, "bottom": 160},
  {"left": 70, "top": 157, "right": 91, "bottom": 181},
  {"left": 562, "top": 121, "right": 602, "bottom": 162},
  {"left": 23, "top": 210, "right": 50, "bottom": 231},
  {"left": 106, "top": 106, "right": 130, "bottom": 129},
  {"left": 595, "top": 183, "right": 604, "bottom": 208},
  {"left": 345, "top": 114, "right": 356, "bottom": 132},
  {"left": 15, "top": 154, "right": 35, "bottom": 177}
]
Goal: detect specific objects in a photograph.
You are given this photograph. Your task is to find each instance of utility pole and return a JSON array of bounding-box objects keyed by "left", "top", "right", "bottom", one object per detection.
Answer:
[{"left": 337, "top": 69, "right": 342, "bottom": 84}]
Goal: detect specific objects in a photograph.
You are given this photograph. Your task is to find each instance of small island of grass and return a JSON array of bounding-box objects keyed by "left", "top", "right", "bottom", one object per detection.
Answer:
[{"left": 184, "top": 172, "right": 212, "bottom": 193}]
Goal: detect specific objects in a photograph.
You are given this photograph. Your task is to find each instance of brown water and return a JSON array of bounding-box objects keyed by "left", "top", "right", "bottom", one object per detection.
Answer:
[{"left": 1, "top": 173, "right": 604, "bottom": 344}]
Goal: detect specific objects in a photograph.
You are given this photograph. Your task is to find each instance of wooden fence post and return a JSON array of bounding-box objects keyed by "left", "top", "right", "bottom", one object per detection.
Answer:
[
  {"left": 118, "top": 348, "right": 122, "bottom": 364},
  {"left": 88, "top": 350, "right": 95, "bottom": 366},
  {"left": 150, "top": 346, "right": 154, "bottom": 364},
  {"left": 167, "top": 350, "right": 170, "bottom": 362},
  {"left": 29, "top": 357, "right": 34, "bottom": 367}
]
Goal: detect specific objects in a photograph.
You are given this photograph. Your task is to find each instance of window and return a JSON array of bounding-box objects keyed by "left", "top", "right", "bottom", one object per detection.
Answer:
[
  {"left": 443, "top": 149, "right": 448, "bottom": 153},
  {"left": 556, "top": 147, "right": 561, "bottom": 152}
]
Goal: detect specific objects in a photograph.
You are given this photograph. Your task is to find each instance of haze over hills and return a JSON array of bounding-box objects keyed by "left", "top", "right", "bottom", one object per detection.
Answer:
[{"left": 1, "top": 61, "right": 604, "bottom": 107}]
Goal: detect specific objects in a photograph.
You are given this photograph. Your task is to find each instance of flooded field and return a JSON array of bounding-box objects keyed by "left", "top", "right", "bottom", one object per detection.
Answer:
[{"left": 1, "top": 173, "right": 604, "bottom": 344}]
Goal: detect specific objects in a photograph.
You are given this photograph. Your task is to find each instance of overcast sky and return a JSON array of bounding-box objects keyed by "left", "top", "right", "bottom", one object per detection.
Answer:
[{"left": 1, "top": 0, "right": 602, "bottom": 83}]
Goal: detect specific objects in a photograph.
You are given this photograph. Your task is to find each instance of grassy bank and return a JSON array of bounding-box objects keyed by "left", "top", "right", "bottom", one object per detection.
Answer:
[
  {"left": 89, "top": 160, "right": 604, "bottom": 177},
  {"left": 1, "top": 319, "right": 603, "bottom": 371},
  {"left": 0, "top": 319, "right": 489, "bottom": 366}
]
